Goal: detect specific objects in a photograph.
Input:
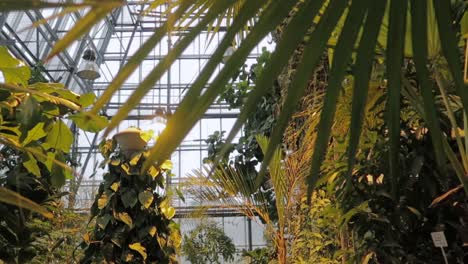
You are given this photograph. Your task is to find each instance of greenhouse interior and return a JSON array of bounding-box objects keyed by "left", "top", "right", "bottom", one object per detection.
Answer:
[{"left": 0, "top": 1, "right": 468, "bottom": 263}]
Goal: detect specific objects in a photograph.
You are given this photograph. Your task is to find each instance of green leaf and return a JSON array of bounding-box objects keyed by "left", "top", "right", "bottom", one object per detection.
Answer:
[
  {"left": 51, "top": 157, "right": 70, "bottom": 187},
  {"left": 0, "top": 187, "right": 53, "bottom": 218},
  {"left": 22, "top": 122, "right": 47, "bottom": 146},
  {"left": 347, "top": 0, "right": 387, "bottom": 180},
  {"left": 69, "top": 112, "right": 108, "bottom": 133},
  {"left": 23, "top": 153, "right": 41, "bottom": 177},
  {"left": 96, "top": 214, "right": 112, "bottom": 229},
  {"left": 46, "top": 5, "right": 120, "bottom": 60},
  {"left": 0, "top": 47, "right": 31, "bottom": 86},
  {"left": 433, "top": 0, "right": 468, "bottom": 117},
  {"left": 385, "top": 0, "right": 408, "bottom": 199},
  {"left": 121, "top": 189, "right": 138, "bottom": 208},
  {"left": 45, "top": 119, "right": 73, "bottom": 153},
  {"left": 16, "top": 95, "right": 41, "bottom": 128},
  {"left": 138, "top": 191, "right": 154, "bottom": 209},
  {"left": 79, "top": 92, "right": 96, "bottom": 107},
  {"left": 409, "top": 0, "right": 446, "bottom": 175}
]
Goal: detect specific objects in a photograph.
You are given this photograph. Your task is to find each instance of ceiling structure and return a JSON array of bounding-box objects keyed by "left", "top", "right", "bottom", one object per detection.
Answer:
[{"left": 0, "top": 2, "right": 272, "bottom": 209}]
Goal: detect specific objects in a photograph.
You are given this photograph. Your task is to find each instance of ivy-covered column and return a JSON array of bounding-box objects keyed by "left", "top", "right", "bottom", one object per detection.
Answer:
[{"left": 80, "top": 128, "right": 181, "bottom": 263}]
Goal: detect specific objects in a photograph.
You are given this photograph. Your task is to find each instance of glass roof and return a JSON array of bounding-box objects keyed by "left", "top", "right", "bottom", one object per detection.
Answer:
[{"left": 0, "top": 3, "right": 274, "bottom": 197}]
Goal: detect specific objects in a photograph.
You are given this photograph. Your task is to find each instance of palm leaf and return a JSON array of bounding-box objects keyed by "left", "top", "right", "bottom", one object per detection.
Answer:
[
  {"left": 103, "top": 0, "right": 238, "bottom": 137},
  {"left": 303, "top": 0, "right": 367, "bottom": 195},
  {"left": 0, "top": 187, "right": 53, "bottom": 219},
  {"left": 89, "top": 0, "right": 197, "bottom": 115},
  {"left": 46, "top": 3, "right": 122, "bottom": 61},
  {"left": 346, "top": 0, "right": 387, "bottom": 181},
  {"left": 219, "top": 0, "right": 327, "bottom": 171},
  {"left": 409, "top": 0, "right": 447, "bottom": 175},
  {"left": 385, "top": 0, "right": 407, "bottom": 199},
  {"left": 142, "top": 0, "right": 298, "bottom": 170}
]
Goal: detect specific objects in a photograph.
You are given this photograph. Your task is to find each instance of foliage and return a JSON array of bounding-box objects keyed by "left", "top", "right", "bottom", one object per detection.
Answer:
[
  {"left": 80, "top": 132, "right": 181, "bottom": 264},
  {"left": 289, "top": 192, "right": 341, "bottom": 264},
  {"left": 241, "top": 247, "right": 274, "bottom": 264},
  {"left": 27, "top": 210, "right": 89, "bottom": 264},
  {"left": 0, "top": 47, "right": 97, "bottom": 263},
  {"left": 182, "top": 222, "right": 236, "bottom": 264},
  {"left": 205, "top": 48, "right": 279, "bottom": 181},
  {"left": 6, "top": 0, "right": 465, "bottom": 197}
]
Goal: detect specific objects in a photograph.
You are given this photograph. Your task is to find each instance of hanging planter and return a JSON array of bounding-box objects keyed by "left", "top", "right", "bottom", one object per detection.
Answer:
[{"left": 113, "top": 127, "right": 148, "bottom": 158}]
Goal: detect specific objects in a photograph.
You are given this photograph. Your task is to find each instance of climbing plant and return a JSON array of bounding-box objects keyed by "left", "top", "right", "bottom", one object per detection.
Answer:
[{"left": 80, "top": 132, "right": 181, "bottom": 263}]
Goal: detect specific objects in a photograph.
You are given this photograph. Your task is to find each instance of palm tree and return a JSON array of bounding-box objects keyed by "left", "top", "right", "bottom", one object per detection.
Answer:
[{"left": 2, "top": 0, "right": 468, "bottom": 195}]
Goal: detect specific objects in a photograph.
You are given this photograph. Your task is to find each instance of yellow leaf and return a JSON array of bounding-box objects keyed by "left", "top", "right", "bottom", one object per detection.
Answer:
[
  {"left": 83, "top": 233, "right": 91, "bottom": 245},
  {"left": 129, "top": 242, "right": 147, "bottom": 260},
  {"left": 162, "top": 206, "right": 175, "bottom": 219},
  {"left": 125, "top": 253, "right": 134, "bottom": 262},
  {"left": 116, "top": 212, "right": 133, "bottom": 228},
  {"left": 149, "top": 226, "right": 157, "bottom": 237},
  {"left": 169, "top": 231, "right": 182, "bottom": 248},
  {"left": 97, "top": 193, "right": 108, "bottom": 209},
  {"left": 130, "top": 153, "right": 142, "bottom": 166},
  {"left": 138, "top": 191, "right": 154, "bottom": 209},
  {"left": 147, "top": 166, "right": 160, "bottom": 179},
  {"left": 160, "top": 160, "right": 173, "bottom": 170},
  {"left": 110, "top": 182, "right": 120, "bottom": 192},
  {"left": 110, "top": 158, "right": 121, "bottom": 166},
  {"left": 121, "top": 163, "right": 130, "bottom": 174}
]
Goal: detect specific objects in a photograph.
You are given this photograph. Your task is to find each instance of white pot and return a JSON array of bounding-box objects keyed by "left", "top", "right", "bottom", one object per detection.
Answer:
[{"left": 113, "top": 128, "right": 147, "bottom": 157}]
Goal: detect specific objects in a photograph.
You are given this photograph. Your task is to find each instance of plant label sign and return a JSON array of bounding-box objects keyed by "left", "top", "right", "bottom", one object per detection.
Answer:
[{"left": 431, "top": 231, "right": 448, "bottom": 248}]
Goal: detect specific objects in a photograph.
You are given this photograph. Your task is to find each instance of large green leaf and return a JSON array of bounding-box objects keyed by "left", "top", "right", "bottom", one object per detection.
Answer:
[
  {"left": 45, "top": 119, "right": 73, "bottom": 153},
  {"left": 0, "top": 47, "right": 31, "bottom": 87}
]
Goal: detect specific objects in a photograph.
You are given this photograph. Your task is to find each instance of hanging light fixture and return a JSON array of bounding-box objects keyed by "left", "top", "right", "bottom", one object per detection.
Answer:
[
  {"left": 222, "top": 46, "right": 236, "bottom": 64},
  {"left": 77, "top": 49, "right": 101, "bottom": 80},
  {"left": 151, "top": 107, "right": 170, "bottom": 134}
]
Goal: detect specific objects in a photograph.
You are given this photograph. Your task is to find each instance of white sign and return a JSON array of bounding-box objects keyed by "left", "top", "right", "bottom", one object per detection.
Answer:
[{"left": 431, "top": 231, "right": 448, "bottom": 247}]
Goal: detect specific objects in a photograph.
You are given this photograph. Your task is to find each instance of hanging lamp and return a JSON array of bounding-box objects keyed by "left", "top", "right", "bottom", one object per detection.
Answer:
[{"left": 77, "top": 49, "right": 101, "bottom": 80}]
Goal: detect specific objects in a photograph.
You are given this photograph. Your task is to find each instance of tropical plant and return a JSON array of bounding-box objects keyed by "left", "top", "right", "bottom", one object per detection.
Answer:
[
  {"left": 80, "top": 131, "right": 181, "bottom": 264},
  {"left": 0, "top": 47, "right": 98, "bottom": 263},
  {"left": 6, "top": 0, "right": 468, "bottom": 197},
  {"left": 28, "top": 210, "right": 89, "bottom": 264},
  {"left": 182, "top": 221, "right": 236, "bottom": 264}
]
